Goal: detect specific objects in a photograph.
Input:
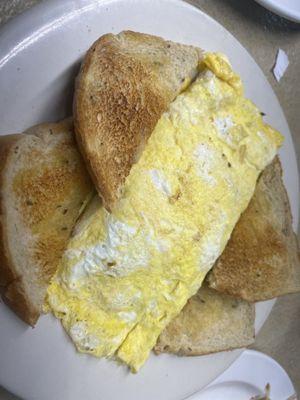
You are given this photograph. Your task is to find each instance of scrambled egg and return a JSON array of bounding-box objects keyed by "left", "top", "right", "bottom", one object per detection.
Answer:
[{"left": 46, "top": 53, "right": 283, "bottom": 372}]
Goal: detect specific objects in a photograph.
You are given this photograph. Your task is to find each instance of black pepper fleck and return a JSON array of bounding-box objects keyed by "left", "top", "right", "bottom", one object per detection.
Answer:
[{"left": 107, "top": 261, "right": 116, "bottom": 267}]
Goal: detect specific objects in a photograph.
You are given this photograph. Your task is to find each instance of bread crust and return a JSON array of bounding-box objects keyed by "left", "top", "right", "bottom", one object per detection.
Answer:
[
  {"left": 74, "top": 31, "right": 202, "bottom": 209},
  {"left": 0, "top": 134, "right": 39, "bottom": 325}
]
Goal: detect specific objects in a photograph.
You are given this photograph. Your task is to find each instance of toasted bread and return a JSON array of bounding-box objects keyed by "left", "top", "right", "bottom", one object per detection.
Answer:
[
  {"left": 0, "top": 119, "right": 93, "bottom": 325},
  {"left": 155, "top": 285, "right": 254, "bottom": 356},
  {"left": 155, "top": 156, "right": 298, "bottom": 356},
  {"left": 208, "top": 157, "right": 300, "bottom": 302},
  {"left": 74, "top": 31, "right": 203, "bottom": 209}
]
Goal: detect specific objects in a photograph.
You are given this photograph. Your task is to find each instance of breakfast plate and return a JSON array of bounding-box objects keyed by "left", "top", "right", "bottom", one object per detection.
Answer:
[
  {"left": 254, "top": 0, "right": 300, "bottom": 23},
  {"left": 0, "top": 1, "right": 298, "bottom": 399}
]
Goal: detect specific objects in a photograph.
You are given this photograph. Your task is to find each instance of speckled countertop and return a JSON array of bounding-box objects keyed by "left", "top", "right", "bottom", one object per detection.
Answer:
[{"left": 0, "top": 0, "right": 299, "bottom": 398}]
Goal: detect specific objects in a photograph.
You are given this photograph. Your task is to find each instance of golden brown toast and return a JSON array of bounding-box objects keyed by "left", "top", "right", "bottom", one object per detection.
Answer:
[
  {"left": 208, "top": 156, "right": 300, "bottom": 302},
  {"left": 0, "top": 119, "right": 93, "bottom": 325},
  {"left": 155, "top": 285, "right": 254, "bottom": 356},
  {"left": 74, "top": 31, "right": 203, "bottom": 209}
]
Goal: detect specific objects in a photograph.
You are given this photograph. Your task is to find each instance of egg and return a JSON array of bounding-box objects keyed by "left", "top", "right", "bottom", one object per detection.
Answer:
[{"left": 46, "top": 53, "right": 283, "bottom": 372}]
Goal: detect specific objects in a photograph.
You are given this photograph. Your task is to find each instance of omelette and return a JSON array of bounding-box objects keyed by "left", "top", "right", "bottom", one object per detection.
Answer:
[{"left": 46, "top": 53, "right": 283, "bottom": 372}]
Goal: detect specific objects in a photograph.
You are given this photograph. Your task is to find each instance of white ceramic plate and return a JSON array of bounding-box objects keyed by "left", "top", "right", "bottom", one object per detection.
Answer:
[
  {"left": 0, "top": 1, "right": 298, "bottom": 400},
  {"left": 254, "top": 0, "right": 300, "bottom": 22},
  {"left": 190, "top": 350, "right": 296, "bottom": 400}
]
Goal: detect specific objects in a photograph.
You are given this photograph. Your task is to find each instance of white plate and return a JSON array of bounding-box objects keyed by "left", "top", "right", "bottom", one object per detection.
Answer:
[
  {"left": 0, "top": 1, "right": 298, "bottom": 400},
  {"left": 254, "top": 0, "right": 300, "bottom": 22},
  {"left": 189, "top": 350, "right": 296, "bottom": 400}
]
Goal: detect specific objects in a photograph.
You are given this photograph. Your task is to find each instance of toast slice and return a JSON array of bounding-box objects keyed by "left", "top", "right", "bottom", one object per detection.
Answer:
[
  {"left": 74, "top": 31, "right": 203, "bottom": 209},
  {"left": 0, "top": 119, "right": 93, "bottom": 326},
  {"left": 155, "top": 157, "right": 298, "bottom": 356},
  {"left": 154, "top": 285, "right": 254, "bottom": 356},
  {"left": 208, "top": 156, "right": 300, "bottom": 302}
]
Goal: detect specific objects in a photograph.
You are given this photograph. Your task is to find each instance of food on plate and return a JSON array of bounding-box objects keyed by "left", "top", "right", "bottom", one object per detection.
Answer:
[
  {"left": 208, "top": 156, "right": 300, "bottom": 301},
  {"left": 46, "top": 32, "right": 283, "bottom": 372},
  {"left": 155, "top": 284, "right": 255, "bottom": 355},
  {"left": 0, "top": 119, "right": 93, "bottom": 325},
  {"left": 156, "top": 156, "right": 300, "bottom": 355},
  {"left": 74, "top": 31, "right": 203, "bottom": 209},
  {"left": 1, "top": 31, "right": 298, "bottom": 374}
]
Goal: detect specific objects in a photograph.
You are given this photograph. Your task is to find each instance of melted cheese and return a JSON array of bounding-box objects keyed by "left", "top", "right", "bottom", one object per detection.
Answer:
[{"left": 46, "top": 53, "right": 283, "bottom": 372}]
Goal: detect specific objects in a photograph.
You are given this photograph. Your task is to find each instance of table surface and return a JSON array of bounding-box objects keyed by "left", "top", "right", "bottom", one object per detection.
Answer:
[{"left": 0, "top": 0, "right": 299, "bottom": 399}]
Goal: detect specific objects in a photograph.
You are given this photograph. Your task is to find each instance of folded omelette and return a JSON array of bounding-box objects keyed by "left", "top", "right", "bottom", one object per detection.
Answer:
[{"left": 46, "top": 53, "right": 282, "bottom": 371}]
